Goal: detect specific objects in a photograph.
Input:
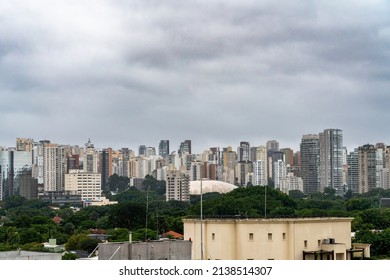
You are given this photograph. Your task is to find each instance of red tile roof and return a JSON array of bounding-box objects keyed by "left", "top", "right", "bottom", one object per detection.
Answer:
[
  {"left": 52, "top": 215, "right": 62, "bottom": 224},
  {"left": 162, "top": 230, "right": 184, "bottom": 239}
]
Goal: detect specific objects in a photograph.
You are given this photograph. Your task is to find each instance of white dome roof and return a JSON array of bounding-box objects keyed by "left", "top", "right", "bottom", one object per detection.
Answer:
[{"left": 190, "top": 180, "right": 237, "bottom": 195}]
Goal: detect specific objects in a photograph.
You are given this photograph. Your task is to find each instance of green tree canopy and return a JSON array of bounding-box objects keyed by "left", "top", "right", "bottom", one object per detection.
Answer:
[{"left": 108, "top": 174, "right": 130, "bottom": 193}]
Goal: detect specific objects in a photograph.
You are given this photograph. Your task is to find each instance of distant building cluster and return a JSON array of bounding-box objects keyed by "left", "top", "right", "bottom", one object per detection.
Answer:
[{"left": 0, "top": 129, "right": 389, "bottom": 202}]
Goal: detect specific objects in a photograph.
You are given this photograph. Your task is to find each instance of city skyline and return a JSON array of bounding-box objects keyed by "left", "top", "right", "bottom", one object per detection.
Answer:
[
  {"left": 1, "top": 1, "right": 390, "bottom": 154},
  {"left": 0, "top": 130, "right": 389, "bottom": 155},
  {"left": 1, "top": 128, "right": 390, "bottom": 200}
]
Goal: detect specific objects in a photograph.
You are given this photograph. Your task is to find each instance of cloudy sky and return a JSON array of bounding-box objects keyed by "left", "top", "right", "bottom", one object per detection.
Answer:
[{"left": 1, "top": 0, "right": 390, "bottom": 153}]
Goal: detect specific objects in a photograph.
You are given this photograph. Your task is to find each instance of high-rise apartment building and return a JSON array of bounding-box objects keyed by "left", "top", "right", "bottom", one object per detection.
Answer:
[
  {"left": 236, "top": 161, "right": 252, "bottom": 186},
  {"left": 43, "top": 143, "right": 66, "bottom": 192},
  {"left": 145, "top": 147, "right": 156, "bottom": 157},
  {"left": 319, "top": 129, "right": 344, "bottom": 193},
  {"left": 100, "top": 148, "right": 113, "bottom": 189},
  {"left": 358, "top": 144, "right": 376, "bottom": 194},
  {"left": 237, "top": 142, "right": 251, "bottom": 186},
  {"left": 237, "top": 141, "right": 250, "bottom": 162},
  {"left": 386, "top": 146, "right": 390, "bottom": 190},
  {"left": 8, "top": 149, "right": 33, "bottom": 196},
  {"left": 255, "top": 146, "right": 268, "bottom": 163},
  {"left": 35, "top": 140, "right": 50, "bottom": 185},
  {"left": 273, "top": 159, "right": 287, "bottom": 190},
  {"left": 266, "top": 140, "right": 279, "bottom": 152},
  {"left": 84, "top": 139, "right": 98, "bottom": 173},
  {"left": 65, "top": 170, "right": 102, "bottom": 201},
  {"left": 252, "top": 160, "right": 267, "bottom": 186},
  {"left": 222, "top": 147, "right": 236, "bottom": 185},
  {"left": 0, "top": 165, "right": 2, "bottom": 201},
  {"left": 179, "top": 140, "right": 192, "bottom": 155},
  {"left": 16, "top": 138, "right": 33, "bottom": 152},
  {"left": 190, "top": 161, "right": 202, "bottom": 181},
  {"left": 138, "top": 145, "right": 146, "bottom": 156},
  {"left": 17, "top": 168, "right": 38, "bottom": 200},
  {"left": 375, "top": 143, "right": 387, "bottom": 190},
  {"left": 281, "top": 148, "right": 294, "bottom": 167},
  {"left": 120, "top": 148, "right": 132, "bottom": 178},
  {"left": 209, "top": 147, "right": 221, "bottom": 180},
  {"left": 347, "top": 149, "right": 359, "bottom": 194},
  {"left": 67, "top": 154, "right": 80, "bottom": 170},
  {"left": 300, "top": 134, "right": 320, "bottom": 194},
  {"left": 0, "top": 148, "right": 9, "bottom": 199},
  {"left": 268, "top": 150, "right": 284, "bottom": 183},
  {"left": 222, "top": 147, "right": 236, "bottom": 169},
  {"left": 251, "top": 146, "right": 268, "bottom": 186},
  {"left": 165, "top": 169, "right": 190, "bottom": 202},
  {"left": 159, "top": 140, "right": 170, "bottom": 158},
  {"left": 280, "top": 173, "right": 303, "bottom": 194}
]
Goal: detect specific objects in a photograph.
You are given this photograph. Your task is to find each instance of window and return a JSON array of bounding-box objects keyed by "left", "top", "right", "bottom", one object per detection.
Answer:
[
  {"left": 268, "top": 233, "right": 272, "bottom": 241},
  {"left": 282, "top": 233, "right": 286, "bottom": 240},
  {"left": 304, "top": 240, "right": 308, "bottom": 248},
  {"left": 212, "top": 233, "right": 215, "bottom": 240},
  {"left": 318, "top": 240, "right": 321, "bottom": 247},
  {"left": 249, "top": 233, "right": 254, "bottom": 240}
]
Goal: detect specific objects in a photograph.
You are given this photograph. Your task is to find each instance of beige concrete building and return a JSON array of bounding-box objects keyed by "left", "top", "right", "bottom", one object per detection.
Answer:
[
  {"left": 166, "top": 169, "right": 190, "bottom": 202},
  {"left": 65, "top": 170, "right": 101, "bottom": 201},
  {"left": 183, "top": 218, "right": 369, "bottom": 260},
  {"left": 84, "top": 196, "right": 118, "bottom": 207}
]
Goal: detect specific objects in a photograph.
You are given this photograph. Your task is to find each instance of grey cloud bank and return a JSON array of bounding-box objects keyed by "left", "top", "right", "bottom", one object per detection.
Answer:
[{"left": 1, "top": 0, "right": 390, "bottom": 153}]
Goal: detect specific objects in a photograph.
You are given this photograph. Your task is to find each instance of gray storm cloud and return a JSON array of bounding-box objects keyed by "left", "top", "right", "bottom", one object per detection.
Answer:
[{"left": 1, "top": 0, "right": 390, "bottom": 152}]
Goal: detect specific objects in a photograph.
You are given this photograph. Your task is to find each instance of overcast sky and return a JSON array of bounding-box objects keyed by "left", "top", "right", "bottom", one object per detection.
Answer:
[{"left": 1, "top": 0, "right": 390, "bottom": 153}]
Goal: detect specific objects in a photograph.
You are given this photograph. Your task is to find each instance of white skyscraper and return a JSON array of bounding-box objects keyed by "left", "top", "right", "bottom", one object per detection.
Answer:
[
  {"left": 274, "top": 159, "right": 287, "bottom": 190},
  {"left": 252, "top": 160, "right": 267, "bottom": 186},
  {"left": 253, "top": 146, "right": 268, "bottom": 185}
]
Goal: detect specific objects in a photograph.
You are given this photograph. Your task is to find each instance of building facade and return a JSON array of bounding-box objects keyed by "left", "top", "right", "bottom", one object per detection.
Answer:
[
  {"left": 159, "top": 140, "right": 170, "bottom": 158},
  {"left": 100, "top": 148, "right": 113, "bottom": 189},
  {"left": 179, "top": 140, "right": 191, "bottom": 155},
  {"left": 347, "top": 149, "right": 359, "bottom": 194},
  {"left": 84, "top": 139, "right": 98, "bottom": 173},
  {"left": 273, "top": 159, "right": 287, "bottom": 190},
  {"left": 300, "top": 134, "right": 320, "bottom": 194},
  {"left": 319, "top": 129, "right": 344, "bottom": 193},
  {"left": 252, "top": 160, "right": 267, "bottom": 186},
  {"left": 358, "top": 144, "right": 377, "bottom": 194},
  {"left": 280, "top": 173, "right": 303, "bottom": 194},
  {"left": 64, "top": 170, "right": 102, "bottom": 201},
  {"left": 183, "top": 218, "right": 365, "bottom": 260},
  {"left": 165, "top": 169, "right": 190, "bottom": 202},
  {"left": 17, "top": 168, "right": 38, "bottom": 199}
]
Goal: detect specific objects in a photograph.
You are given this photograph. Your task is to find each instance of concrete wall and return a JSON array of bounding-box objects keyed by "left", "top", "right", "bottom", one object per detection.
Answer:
[
  {"left": 98, "top": 240, "right": 192, "bottom": 260},
  {"left": 0, "top": 250, "right": 62, "bottom": 260}
]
